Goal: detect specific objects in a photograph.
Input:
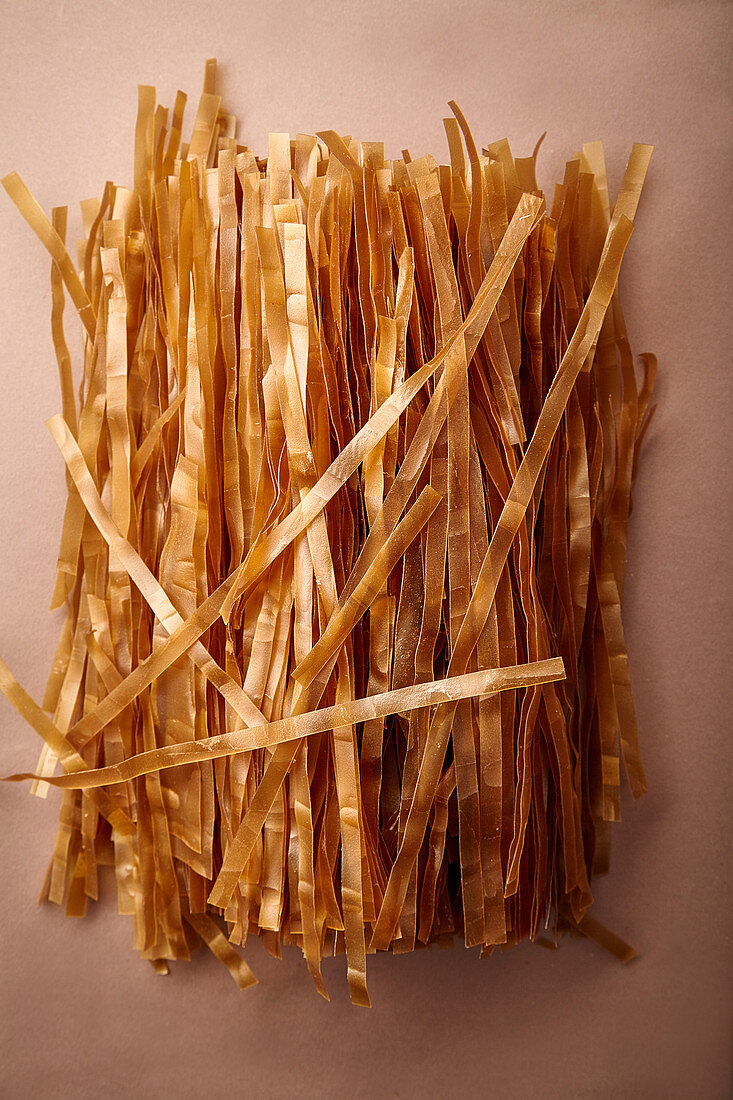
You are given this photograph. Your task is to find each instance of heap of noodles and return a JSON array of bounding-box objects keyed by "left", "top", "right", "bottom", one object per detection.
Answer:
[{"left": 0, "top": 60, "right": 656, "bottom": 1005}]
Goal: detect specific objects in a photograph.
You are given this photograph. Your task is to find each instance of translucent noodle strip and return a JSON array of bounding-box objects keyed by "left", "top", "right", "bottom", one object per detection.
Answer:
[
  {"left": 4, "top": 659, "right": 565, "bottom": 790},
  {"left": 183, "top": 910, "right": 257, "bottom": 989}
]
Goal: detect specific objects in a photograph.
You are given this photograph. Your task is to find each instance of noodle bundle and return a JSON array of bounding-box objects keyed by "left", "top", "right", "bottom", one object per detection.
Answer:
[{"left": 0, "top": 60, "right": 655, "bottom": 1005}]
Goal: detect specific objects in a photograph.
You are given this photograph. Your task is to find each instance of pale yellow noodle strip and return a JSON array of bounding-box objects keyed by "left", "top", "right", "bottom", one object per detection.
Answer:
[
  {"left": 187, "top": 92, "right": 221, "bottom": 161},
  {"left": 202, "top": 57, "right": 217, "bottom": 96},
  {"left": 4, "top": 660, "right": 564, "bottom": 790},
  {"left": 282, "top": 215, "right": 327, "bottom": 996},
  {"left": 1, "top": 172, "right": 96, "bottom": 337},
  {"left": 50, "top": 206, "right": 78, "bottom": 437},
  {"left": 100, "top": 247, "right": 132, "bottom": 539}
]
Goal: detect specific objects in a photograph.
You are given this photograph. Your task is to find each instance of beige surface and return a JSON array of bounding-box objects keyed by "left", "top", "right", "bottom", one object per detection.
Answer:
[{"left": 0, "top": 1, "right": 730, "bottom": 1097}]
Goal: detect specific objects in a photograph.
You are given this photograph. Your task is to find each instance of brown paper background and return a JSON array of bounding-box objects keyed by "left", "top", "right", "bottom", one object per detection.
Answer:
[{"left": 0, "top": 1, "right": 730, "bottom": 1096}]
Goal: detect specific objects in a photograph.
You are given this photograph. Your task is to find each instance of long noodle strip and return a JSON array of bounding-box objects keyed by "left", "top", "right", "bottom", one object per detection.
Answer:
[
  {"left": 0, "top": 61, "right": 655, "bottom": 1002},
  {"left": 4, "top": 661, "right": 564, "bottom": 788}
]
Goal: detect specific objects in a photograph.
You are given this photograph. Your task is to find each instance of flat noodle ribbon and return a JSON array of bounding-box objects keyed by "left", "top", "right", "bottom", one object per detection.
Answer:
[{"left": 3, "top": 660, "right": 565, "bottom": 789}]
